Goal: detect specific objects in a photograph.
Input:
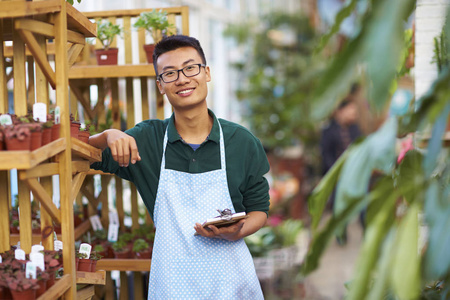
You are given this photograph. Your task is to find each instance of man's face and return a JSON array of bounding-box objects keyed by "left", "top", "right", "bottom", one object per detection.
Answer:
[{"left": 156, "top": 47, "right": 211, "bottom": 111}]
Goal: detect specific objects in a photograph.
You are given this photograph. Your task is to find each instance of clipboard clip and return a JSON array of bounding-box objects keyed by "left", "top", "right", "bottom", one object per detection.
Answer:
[{"left": 216, "top": 208, "right": 232, "bottom": 221}]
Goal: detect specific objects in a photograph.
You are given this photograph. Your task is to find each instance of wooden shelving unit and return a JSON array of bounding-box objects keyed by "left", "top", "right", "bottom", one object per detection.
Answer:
[{"left": 0, "top": 1, "right": 102, "bottom": 299}]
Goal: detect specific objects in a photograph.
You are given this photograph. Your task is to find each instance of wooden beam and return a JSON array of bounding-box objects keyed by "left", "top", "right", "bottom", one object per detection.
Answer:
[
  {"left": 96, "top": 259, "right": 151, "bottom": 272},
  {"left": 0, "top": 171, "right": 10, "bottom": 253},
  {"left": 40, "top": 176, "right": 54, "bottom": 250},
  {"left": 74, "top": 219, "right": 91, "bottom": 240},
  {"left": 18, "top": 180, "right": 32, "bottom": 253},
  {"left": 72, "top": 160, "right": 90, "bottom": 174},
  {"left": 0, "top": 20, "right": 7, "bottom": 113},
  {"left": 13, "top": 27, "right": 27, "bottom": 116},
  {"left": 69, "top": 65, "right": 156, "bottom": 79},
  {"left": 75, "top": 285, "right": 95, "bottom": 300},
  {"left": 19, "top": 163, "right": 60, "bottom": 180},
  {"left": 16, "top": 28, "right": 56, "bottom": 89},
  {"left": 71, "top": 172, "right": 86, "bottom": 203},
  {"left": 25, "top": 177, "right": 62, "bottom": 225},
  {"left": 30, "top": 138, "right": 67, "bottom": 166},
  {"left": 69, "top": 84, "right": 94, "bottom": 120},
  {"left": 67, "top": 43, "right": 84, "bottom": 67},
  {"left": 0, "top": 0, "right": 62, "bottom": 19},
  {"left": 36, "top": 274, "right": 71, "bottom": 300},
  {"left": 76, "top": 271, "right": 106, "bottom": 285},
  {"left": 82, "top": 6, "right": 188, "bottom": 19},
  {"left": 35, "top": 19, "right": 50, "bottom": 107}
]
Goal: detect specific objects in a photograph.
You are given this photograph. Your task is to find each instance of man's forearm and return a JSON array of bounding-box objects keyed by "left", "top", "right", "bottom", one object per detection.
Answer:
[
  {"left": 88, "top": 131, "right": 109, "bottom": 151},
  {"left": 238, "top": 211, "right": 267, "bottom": 239}
]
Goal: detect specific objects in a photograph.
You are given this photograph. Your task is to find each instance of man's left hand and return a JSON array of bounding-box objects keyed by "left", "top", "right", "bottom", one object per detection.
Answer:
[{"left": 194, "top": 220, "right": 245, "bottom": 241}]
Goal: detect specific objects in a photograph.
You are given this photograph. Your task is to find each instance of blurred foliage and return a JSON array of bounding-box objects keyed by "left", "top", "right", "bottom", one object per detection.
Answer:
[
  {"left": 301, "top": 0, "right": 450, "bottom": 300},
  {"left": 224, "top": 12, "right": 327, "bottom": 150}
]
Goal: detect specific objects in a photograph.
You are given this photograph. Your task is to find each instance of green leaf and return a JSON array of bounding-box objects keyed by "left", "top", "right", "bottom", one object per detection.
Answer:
[
  {"left": 396, "top": 150, "right": 425, "bottom": 203},
  {"left": 346, "top": 178, "right": 397, "bottom": 300},
  {"left": 391, "top": 202, "right": 421, "bottom": 300}
]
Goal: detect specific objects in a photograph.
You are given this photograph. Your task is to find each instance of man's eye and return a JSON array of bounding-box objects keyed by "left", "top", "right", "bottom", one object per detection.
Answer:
[
  {"left": 185, "top": 66, "right": 195, "bottom": 71},
  {"left": 165, "top": 71, "right": 176, "bottom": 77}
]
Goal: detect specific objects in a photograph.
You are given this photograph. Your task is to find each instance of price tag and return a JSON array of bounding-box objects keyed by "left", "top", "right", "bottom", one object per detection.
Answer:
[
  {"left": 54, "top": 240, "right": 63, "bottom": 251},
  {"left": 0, "top": 255, "right": 2, "bottom": 263},
  {"left": 54, "top": 106, "right": 61, "bottom": 124},
  {"left": 109, "top": 211, "right": 119, "bottom": 225},
  {"left": 33, "top": 103, "right": 47, "bottom": 122},
  {"left": 79, "top": 243, "right": 92, "bottom": 258},
  {"left": 89, "top": 215, "right": 103, "bottom": 231},
  {"left": 26, "top": 262, "right": 37, "bottom": 279},
  {"left": 107, "top": 223, "right": 119, "bottom": 242},
  {"left": 0, "top": 114, "right": 12, "bottom": 126},
  {"left": 15, "top": 249, "right": 26, "bottom": 261},
  {"left": 31, "top": 245, "right": 44, "bottom": 253},
  {"left": 29, "top": 252, "right": 45, "bottom": 271}
]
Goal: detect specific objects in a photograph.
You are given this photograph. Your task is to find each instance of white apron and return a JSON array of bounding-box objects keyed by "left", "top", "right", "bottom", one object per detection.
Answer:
[{"left": 147, "top": 123, "right": 264, "bottom": 299}]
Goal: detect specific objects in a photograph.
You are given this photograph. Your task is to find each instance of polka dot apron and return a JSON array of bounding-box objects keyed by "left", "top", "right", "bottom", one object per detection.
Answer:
[{"left": 147, "top": 123, "right": 264, "bottom": 299}]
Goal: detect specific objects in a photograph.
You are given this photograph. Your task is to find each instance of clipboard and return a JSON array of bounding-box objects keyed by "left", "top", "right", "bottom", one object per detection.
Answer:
[{"left": 194, "top": 210, "right": 247, "bottom": 236}]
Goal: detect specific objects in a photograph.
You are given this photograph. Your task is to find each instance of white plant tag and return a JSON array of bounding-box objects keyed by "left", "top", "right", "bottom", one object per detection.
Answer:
[
  {"left": 0, "top": 255, "right": 2, "bottom": 263},
  {"left": 79, "top": 243, "right": 92, "bottom": 258},
  {"left": 15, "top": 249, "right": 26, "bottom": 260},
  {"left": 30, "top": 252, "right": 45, "bottom": 271},
  {"left": 54, "top": 106, "right": 61, "bottom": 124},
  {"left": 107, "top": 223, "right": 119, "bottom": 242},
  {"left": 26, "top": 262, "right": 37, "bottom": 279},
  {"left": 0, "top": 114, "right": 12, "bottom": 125},
  {"left": 54, "top": 240, "right": 63, "bottom": 251},
  {"left": 31, "top": 244, "right": 44, "bottom": 253},
  {"left": 89, "top": 215, "right": 103, "bottom": 231},
  {"left": 109, "top": 211, "right": 119, "bottom": 225},
  {"left": 33, "top": 103, "right": 47, "bottom": 123}
]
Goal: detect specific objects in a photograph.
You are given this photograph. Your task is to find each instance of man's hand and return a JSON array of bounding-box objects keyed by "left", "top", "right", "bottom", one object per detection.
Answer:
[
  {"left": 89, "top": 129, "right": 141, "bottom": 167},
  {"left": 194, "top": 211, "right": 267, "bottom": 241}
]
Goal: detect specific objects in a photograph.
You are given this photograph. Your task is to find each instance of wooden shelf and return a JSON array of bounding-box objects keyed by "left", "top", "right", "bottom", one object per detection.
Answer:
[
  {"left": 69, "top": 64, "right": 156, "bottom": 79},
  {"left": 96, "top": 258, "right": 151, "bottom": 272},
  {"left": 76, "top": 270, "right": 106, "bottom": 285},
  {"left": 0, "top": 138, "right": 66, "bottom": 170},
  {"left": 37, "top": 274, "right": 71, "bottom": 300},
  {"left": 71, "top": 137, "right": 102, "bottom": 163},
  {"left": 76, "top": 285, "right": 95, "bottom": 300}
]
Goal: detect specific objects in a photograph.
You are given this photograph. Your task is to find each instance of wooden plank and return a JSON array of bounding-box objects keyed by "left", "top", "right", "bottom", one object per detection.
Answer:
[
  {"left": 30, "top": 137, "right": 67, "bottom": 166},
  {"left": 126, "top": 77, "right": 134, "bottom": 129},
  {"left": 37, "top": 274, "right": 72, "bottom": 300},
  {"left": 0, "top": 151, "right": 31, "bottom": 170},
  {"left": 65, "top": 1, "right": 96, "bottom": 38},
  {"left": 140, "top": 77, "right": 149, "bottom": 120},
  {"left": 71, "top": 137, "right": 102, "bottom": 162},
  {"left": 115, "top": 178, "right": 125, "bottom": 231},
  {"left": 82, "top": 7, "right": 188, "bottom": 19},
  {"left": 13, "top": 27, "right": 27, "bottom": 116},
  {"left": 76, "top": 285, "right": 95, "bottom": 300},
  {"left": 96, "top": 259, "right": 151, "bottom": 272},
  {"left": 86, "top": 170, "right": 113, "bottom": 176},
  {"left": 0, "top": 20, "right": 8, "bottom": 113},
  {"left": 72, "top": 160, "right": 90, "bottom": 174},
  {"left": 0, "top": 0, "right": 61, "bottom": 19},
  {"left": 17, "top": 28, "right": 56, "bottom": 89},
  {"left": 26, "top": 56, "right": 35, "bottom": 107},
  {"left": 40, "top": 176, "right": 54, "bottom": 250},
  {"left": 69, "top": 64, "right": 156, "bottom": 79},
  {"left": 69, "top": 84, "right": 94, "bottom": 120},
  {"left": 123, "top": 17, "right": 131, "bottom": 64},
  {"left": 104, "top": 272, "right": 115, "bottom": 300},
  {"left": 25, "top": 177, "right": 62, "bottom": 224},
  {"left": 181, "top": 6, "right": 190, "bottom": 35},
  {"left": 134, "top": 272, "right": 144, "bottom": 300},
  {"left": 96, "top": 78, "right": 105, "bottom": 125},
  {"left": 131, "top": 185, "right": 139, "bottom": 230},
  {"left": 35, "top": 20, "right": 50, "bottom": 107},
  {"left": 138, "top": 28, "right": 145, "bottom": 64},
  {"left": 76, "top": 271, "right": 106, "bottom": 285},
  {"left": 71, "top": 172, "right": 86, "bottom": 203},
  {"left": 108, "top": 17, "right": 117, "bottom": 49},
  {"left": 74, "top": 218, "right": 91, "bottom": 240},
  {"left": 100, "top": 175, "right": 109, "bottom": 229},
  {"left": 111, "top": 78, "right": 120, "bottom": 129},
  {"left": 119, "top": 271, "right": 128, "bottom": 300},
  {"left": 68, "top": 43, "right": 84, "bottom": 67},
  {"left": 0, "top": 171, "right": 10, "bottom": 253},
  {"left": 19, "top": 162, "right": 60, "bottom": 179},
  {"left": 18, "top": 180, "right": 32, "bottom": 253}
]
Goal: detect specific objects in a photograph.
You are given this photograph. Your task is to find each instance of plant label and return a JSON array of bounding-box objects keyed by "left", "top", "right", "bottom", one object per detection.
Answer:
[
  {"left": 31, "top": 244, "right": 44, "bottom": 253},
  {"left": 15, "top": 249, "right": 26, "bottom": 260},
  {"left": 0, "top": 114, "right": 12, "bottom": 125},
  {"left": 33, "top": 103, "right": 47, "bottom": 122},
  {"left": 107, "top": 223, "right": 119, "bottom": 242},
  {"left": 0, "top": 255, "right": 2, "bottom": 263},
  {"left": 54, "top": 106, "right": 61, "bottom": 124},
  {"left": 109, "top": 211, "right": 119, "bottom": 224},
  {"left": 30, "top": 252, "right": 45, "bottom": 271},
  {"left": 79, "top": 243, "right": 92, "bottom": 258},
  {"left": 89, "top": 215, "right": 103, "bottom": 231},
  {"left": 54, "top": 240, "right": 63, "bottom": 251},
  {"left": 252, "top": 257, "right": 274, "bottom": 280},
  {"left": 26, "top": 262, "right": 37, "bottom": 279}
]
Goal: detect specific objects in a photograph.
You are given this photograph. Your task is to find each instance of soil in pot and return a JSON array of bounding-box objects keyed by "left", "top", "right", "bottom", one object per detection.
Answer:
[{"left": 95, "top": 48, "right": 119, "bottom": 65}]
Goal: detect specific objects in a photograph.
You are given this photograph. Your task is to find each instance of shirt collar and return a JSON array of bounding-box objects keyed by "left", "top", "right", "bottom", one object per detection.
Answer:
[{"left": 167, "top": 109, "right": 220, "bottom": 144}]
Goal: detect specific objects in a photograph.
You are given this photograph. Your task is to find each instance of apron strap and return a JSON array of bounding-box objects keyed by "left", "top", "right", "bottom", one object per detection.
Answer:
[{"left": 161, "top": 119, "right": 227, "bottom": 171}]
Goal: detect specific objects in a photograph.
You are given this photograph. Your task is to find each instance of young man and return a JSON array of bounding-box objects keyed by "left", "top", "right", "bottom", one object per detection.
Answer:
[{"left": 89, "top": 35, "right": 270, "bottom": 299}]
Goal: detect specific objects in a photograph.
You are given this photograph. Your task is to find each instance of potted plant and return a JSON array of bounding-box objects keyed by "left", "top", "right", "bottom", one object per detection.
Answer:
[
  {"left": 42, "top": 251, "right": 61, "bottom": 289},
  {"left": 0, "top": 126, "right": 4, "bottom": 151},
  {"left": 69, "top": 113, "right": 80, "bottom": 139},
  {"left": 93, "top": 244, "right": 107, "bottom": 259},
  {"left": 132, "top": 238, "right": 152, "bottom": 259},
  {"left": 10, "top": 219, "right": 20, "bottom": 234},
  {"left": 89, "top": 251, "right": 102, "bottom": 272},
  {"left": 6, "top": 271, "right": 39, "bottom": 300},
  {"left": 41, "top": 120, "right": 53, "bottom": 146},
  {"left": 35, "top": 267, "right": 50, "bottom": 298},
  {"left": 95, "top": 20, "right": 122, "bottom": 65},
  {"left": 3, "top": 125, "right": 31, "bottom": 151},
  {"left": 112, "top": 240, "right": 132, "bottom": 259},
  {"left": 133, "top": 9, "right": 174, "bottom": 63},
  {"left": 76, "top": 251, "right": 91, "bottom": 272},
  {"left": 78, "top": 124, "right": 90, "bottom": 144}
]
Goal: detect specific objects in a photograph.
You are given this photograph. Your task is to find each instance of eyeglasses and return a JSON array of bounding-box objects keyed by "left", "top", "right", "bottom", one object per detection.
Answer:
[{"left": 158, "top": 64, "right": 206, "bottom": 83}]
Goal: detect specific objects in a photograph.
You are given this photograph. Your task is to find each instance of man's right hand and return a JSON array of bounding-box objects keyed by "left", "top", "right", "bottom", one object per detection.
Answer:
[{"left": 89, "top": 129, "right": 141, "bottom": 167}]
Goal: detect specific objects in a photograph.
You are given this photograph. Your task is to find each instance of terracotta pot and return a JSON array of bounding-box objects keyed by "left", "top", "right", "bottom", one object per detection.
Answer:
[
  {"left": 143, "top": 44, "right": 155, "bottom": 63},
  {"left": 46, "top": 271, "right": 55, "bottom": 289},
  {"left": 51, "top": 124, "right": 60, "bottom": 141},
  {"left": 95, "top": 48, "right": 119, "bottom": 65},
  {"left": 135, "top": 250, "right": 152, "bottom": 259},
  {"left": 90, "top": 260, "right": 97, "bottom": 272},
  {"left": 10, "top": 226, "right": 19, "bottom": 234},
  {"left": 0, "top": 140, "right": 4, "bottom": 151},
  {"left": 41, "top": 127, "right": 52, "bottom": 145},
  {"left": 30, "top": 131, "right": 42, "bottom": 151},
  {"left": 70, "top": 123, "right": 80, "bottom": 139},
  {"left": 10, "top": 288, "right": 36, "bottom": 300},
  {"left": 78, "top": 130, "right": 89, "bottom": 143},
  {"left": 5, "top": 136, "right": 31, "bottom": 151},
  {"left": 77, "top": 258, "right": 92, "bottom": 272},
  {"left": 113, "top": 250, "right": 131, "bottom": 259},
  {"left": 0, "top": 286, "right": 13, "bottom": 300},
  {"left": 36, "top": 279, "right": 47, "bottom": 298}
]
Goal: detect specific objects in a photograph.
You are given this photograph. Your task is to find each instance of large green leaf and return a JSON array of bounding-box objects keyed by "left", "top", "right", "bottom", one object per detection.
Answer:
[
  {"left": 346, "top": 178, "right": 397, "bottom": 300},
  {"left": 391, "top": 202, "right": 421, "bottom": 300},
  {"left": 335, "top": 117, "right": 397, "bottom": 215},
  {"left": 396, "top": 150, "right": 425, "bottom": 203}
]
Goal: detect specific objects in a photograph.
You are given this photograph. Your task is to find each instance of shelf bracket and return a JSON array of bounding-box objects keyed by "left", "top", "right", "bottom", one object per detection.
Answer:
[
  {"left": 25, "top": 177, "right": 62, "bottom": 225},
  {"left": 71, "top": 172, "right": 87, "bottom": 203}
]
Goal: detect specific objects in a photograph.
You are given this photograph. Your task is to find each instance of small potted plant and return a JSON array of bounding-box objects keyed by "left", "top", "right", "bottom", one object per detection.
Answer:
[
  {"left": 112, "top": 240, "right": 132, "bottom": 259},
  {"left": 36, "top": 267, "right": 50, "bottom": 298},
  {"left": 10, "top": 219, "right": 20, "bottom": 234},
  {"left": 41, "top": 120, "right": 53, "bottom": 146},
  {"left": 132, "top": 238, "right": 152, "bottom": 259},
  {"left": 3, "top": 125, "right": 31, "bottom": 151},
  {"left": 133, "top": 9, "right": 174, "bottom": 63},
  {"left": 76, "top": 251, "right": 91, "bottom": 272},
  {"left": 95, "top": 20, "right": 122, "bottom": 65},
  {"left": 70, "top": 113, "right": 81, "bottom": 139},
  {"left": 78, "top": 124, "right": 90, "bottom": 144},
  {"left": 0, "top": 126, "right": 4, "bottom": 151},
  {"left": 6, "top": 271, "right": 39, "bottom": 300},
  {"left": 89, "top": 251, "right": 102, "bottom": 272}
]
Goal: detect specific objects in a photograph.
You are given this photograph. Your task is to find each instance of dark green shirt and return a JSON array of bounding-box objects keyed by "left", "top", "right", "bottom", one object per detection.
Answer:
[{"left": 91, "top": 110, "right": 270, "bottom": 220}]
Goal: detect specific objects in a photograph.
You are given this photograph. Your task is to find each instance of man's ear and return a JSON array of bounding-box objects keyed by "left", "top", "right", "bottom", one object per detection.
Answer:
[
  {"left": 205, "top": 66, "right": 211, "bottom": 82},
  {"left": 156, "top": 80, "right": 165, "bottom": 95}
]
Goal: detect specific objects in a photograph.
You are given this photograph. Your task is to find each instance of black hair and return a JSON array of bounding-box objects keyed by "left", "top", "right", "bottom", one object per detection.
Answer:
[
  {"left": 337, "top": 98, "right": 353, "bottom": 110},
  {"left": 153, "top": 35, "right": 207, "bottom": 76}
]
